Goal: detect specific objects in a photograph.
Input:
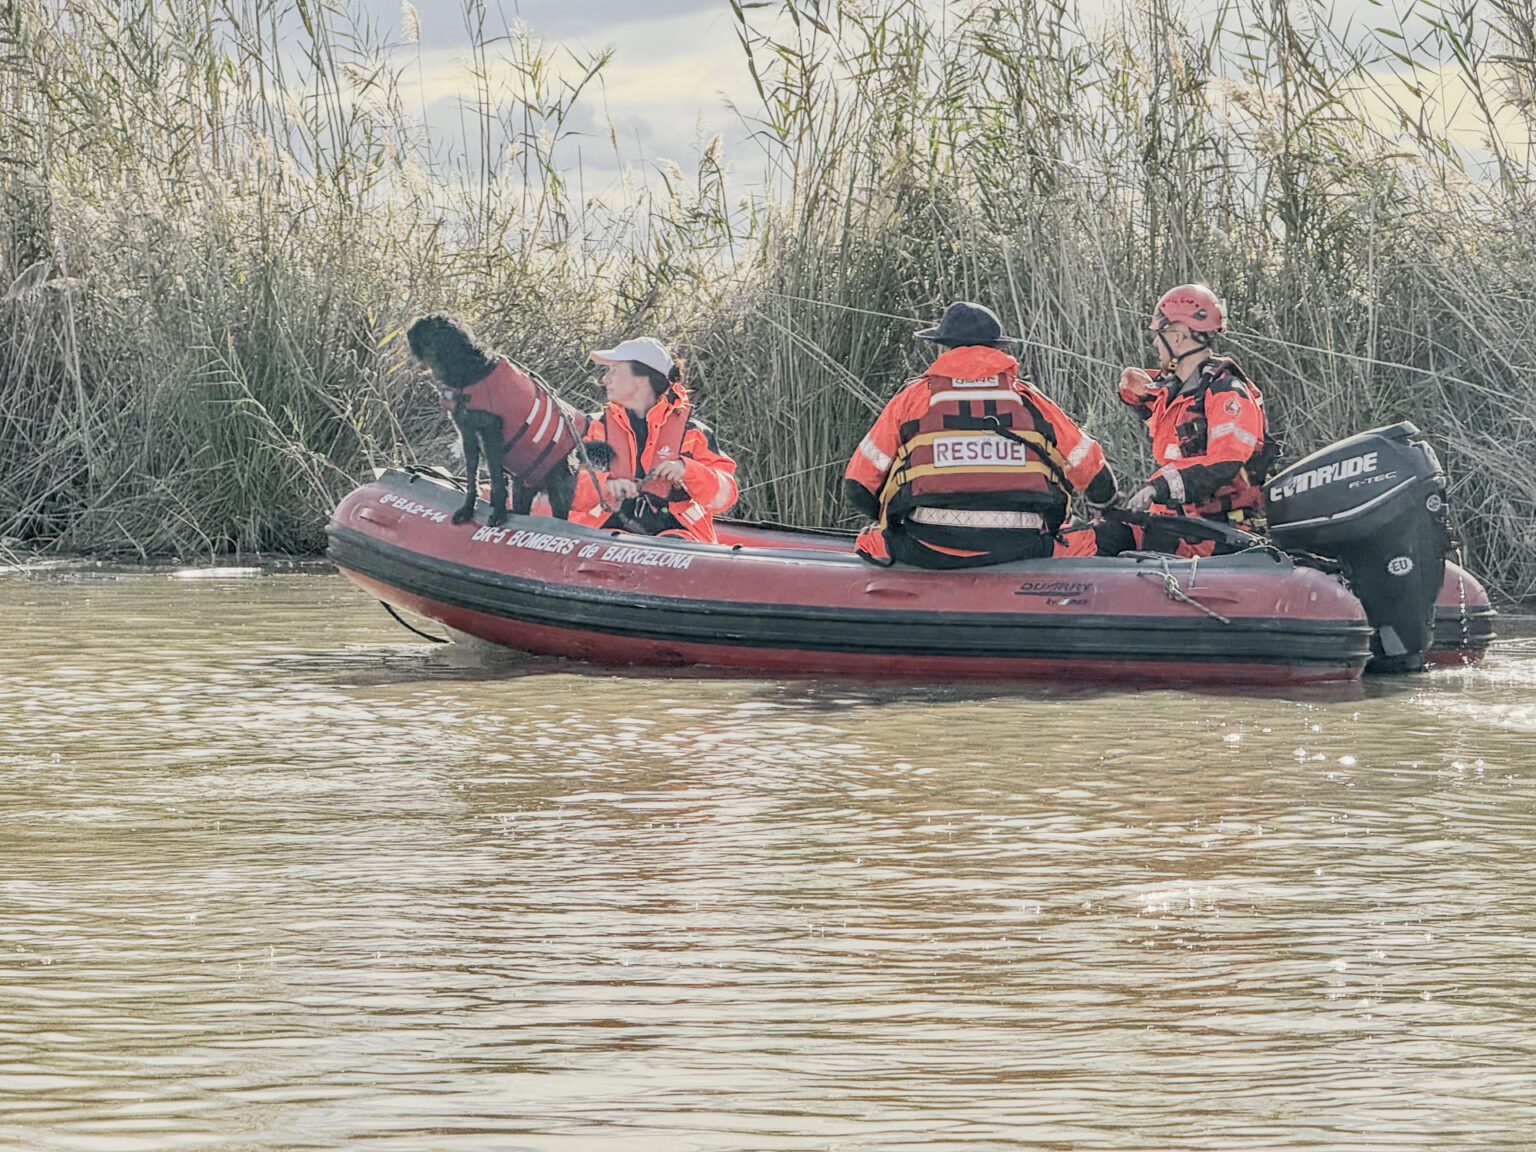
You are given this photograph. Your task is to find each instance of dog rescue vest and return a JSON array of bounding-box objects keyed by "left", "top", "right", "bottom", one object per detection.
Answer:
[
  {"left": 444, "top": 358, "right": 583, "bottom": 487},
  {"left": 846, "top": 345, "right": 1107, "bottom": 533},
  {"left": 1123, "top": 357, "right": 1270, "bottom": 520}
]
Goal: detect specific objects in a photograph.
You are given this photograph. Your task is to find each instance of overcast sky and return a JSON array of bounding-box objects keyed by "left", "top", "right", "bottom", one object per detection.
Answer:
[
  {"left": 386, "top": 0, "right": 721, "bottom": 45},
  {"left": 340, "top": 0, "right": 1520, "bottom": 196},
  {"left": 353, "top": 0, "right": 765, "bottom": 191}
]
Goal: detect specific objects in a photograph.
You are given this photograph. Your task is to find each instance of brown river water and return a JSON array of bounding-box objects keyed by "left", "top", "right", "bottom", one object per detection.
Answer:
[{"left": 2, "top": 567, "right": 1534, "bottom": 1151}]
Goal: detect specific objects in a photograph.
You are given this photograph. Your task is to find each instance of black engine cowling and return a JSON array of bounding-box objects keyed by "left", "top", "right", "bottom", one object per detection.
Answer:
[{"left": 1266, "top": 422, "right": 1451, "bottom": 673}]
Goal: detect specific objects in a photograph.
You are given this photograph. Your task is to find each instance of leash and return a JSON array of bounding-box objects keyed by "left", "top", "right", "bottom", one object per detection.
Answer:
[
  {"left": 758, "top": 291, "right": 1125, "bottom": 370},
  {"left": 518, "top": 365, "right": 646, "bottom": 535},
  {"left": 568, "top": 426, "right": 651, "bottom": 535}
]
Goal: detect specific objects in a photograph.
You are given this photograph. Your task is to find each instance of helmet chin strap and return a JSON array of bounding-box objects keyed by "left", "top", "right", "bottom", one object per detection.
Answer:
[{"left": 1155, "top": 328, "right": 1213, "bottom": 373}]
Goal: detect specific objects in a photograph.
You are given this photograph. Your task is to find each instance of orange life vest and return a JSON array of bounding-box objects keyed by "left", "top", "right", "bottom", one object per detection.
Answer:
[
  {"left": 597, "top": 388, "right": 690, "bottom": 497},
  {"left": 876, "top": 352, "right": 1084, "bottom": 531},
  {"left": 1133, "top": 357, "right": 1270, "bottom": 520},
  {"left": 569, "top": 385, "right": 738, "bottom": 544}
]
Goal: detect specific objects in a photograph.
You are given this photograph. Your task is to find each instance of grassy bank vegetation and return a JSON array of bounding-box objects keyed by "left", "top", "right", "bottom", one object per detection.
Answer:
[{"left": 2, "top": 0, "right": 1535, "bottom": 599}]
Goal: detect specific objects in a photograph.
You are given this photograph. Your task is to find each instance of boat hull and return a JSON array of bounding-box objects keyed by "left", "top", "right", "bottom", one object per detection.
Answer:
[
  {"left": 1430, "top": 562, "right": 1496, "bottom": 664},
  {"left": 327, "top": 470, "right": 1386, "bottom": 685}
]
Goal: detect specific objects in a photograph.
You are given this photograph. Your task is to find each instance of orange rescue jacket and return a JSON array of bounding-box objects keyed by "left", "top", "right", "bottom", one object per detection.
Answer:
[
  {"left": 1119, "top": 356, "right": 1269, "bottom": 520},
  {"left": 845, "top": 345, "right": 1108, "bottom": 532},
  {"left": 569, "top": 384, "right": 738, "bottom": 543}
]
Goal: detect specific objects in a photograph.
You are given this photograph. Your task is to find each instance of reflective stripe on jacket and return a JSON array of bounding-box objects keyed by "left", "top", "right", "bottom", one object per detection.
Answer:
[
  {"left": 444, "top": 358, "right": 583, "bottom": 488},
  {"left": 1118, "top": 356, "right": 1268, "bottom": 519},
  {"left": 844, "top": 344, "right": 1107, "bottom": 533},
  {"left": 569, "top": 384, "right": 738, "bottom": 544}
]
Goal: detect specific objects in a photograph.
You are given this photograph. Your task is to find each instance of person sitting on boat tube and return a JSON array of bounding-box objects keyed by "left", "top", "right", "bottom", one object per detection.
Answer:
[
  {"left": 844, "top": 301, "right": 1120, "bottom": 568},
  {"left": 1110, "top": 284, "right": 1275, "bottom": 555},
  {"left": 567, "top": 337, "right": 738, "bottom": 544}
]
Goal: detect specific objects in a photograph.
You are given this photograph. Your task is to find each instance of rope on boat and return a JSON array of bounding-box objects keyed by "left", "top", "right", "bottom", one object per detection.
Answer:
[
  {"left": 1129, "top": 554, "right": 1232, "bottom": 625},
  {"left": 379, "top": 601, "right": 450, "bottom": 644},
  {"left": 1453, "top": 545, "right": 1470, "bottom": 653}
]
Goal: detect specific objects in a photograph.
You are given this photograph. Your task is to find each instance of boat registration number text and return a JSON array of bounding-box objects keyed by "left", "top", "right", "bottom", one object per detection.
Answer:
[{"left": 377, "top": 493, "right": 449, "bottom": 523}]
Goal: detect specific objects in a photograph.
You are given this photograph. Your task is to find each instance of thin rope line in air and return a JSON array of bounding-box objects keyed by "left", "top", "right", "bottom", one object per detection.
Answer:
[
  {"left": 758, "top": 291, "right": 1123, "bottom": 370},
  {"left": 738, "top": 456, "right": 844, "bottom": 494},
  {"left": 759, "top": 291, "right": 912, "bottom": 324},
  {"left": 744, "top": 290, "right": 1121, "bottom": 496},
  {"left": 1221, "top": 328, "right": 1508, "bottom": 399},
  {"left": 743, "top": 289, "right": 1518, "bottom": 497},
  {"left": 765, "top": 289, "right": 1521, "bottom": 396},
  {"left": 1093, "top": 299, "right": 1518, "bottom": 399}
]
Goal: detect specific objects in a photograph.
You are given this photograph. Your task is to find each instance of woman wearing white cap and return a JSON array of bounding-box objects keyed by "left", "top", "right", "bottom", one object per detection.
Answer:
[{"left": 568, "top": 336, "right": 739, "bottom": 543}]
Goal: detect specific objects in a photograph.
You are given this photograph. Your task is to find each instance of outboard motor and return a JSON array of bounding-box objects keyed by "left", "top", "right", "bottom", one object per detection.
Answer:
[{"left": 1266, "top": 422, "right": 1451, "bottom": 673}]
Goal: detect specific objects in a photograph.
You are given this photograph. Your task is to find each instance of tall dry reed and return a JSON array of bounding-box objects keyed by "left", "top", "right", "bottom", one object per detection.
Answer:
[
  {"left": 1, "top": 0, "right": 1534, "bottom": 599},
  {"left": 698, "top": 0, "right": 1536, "bottom": 598}
]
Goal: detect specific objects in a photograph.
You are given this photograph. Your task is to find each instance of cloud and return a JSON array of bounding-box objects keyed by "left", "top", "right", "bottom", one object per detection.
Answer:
[
  {"left": 380, "top": 0, "right": 722, "bottom": 50},
  {"left": 1352, "top": 64, "right": 1536, "bottom": 163},
  {"left": 388, "top": 2, "right": 766, "bottom": 190}
]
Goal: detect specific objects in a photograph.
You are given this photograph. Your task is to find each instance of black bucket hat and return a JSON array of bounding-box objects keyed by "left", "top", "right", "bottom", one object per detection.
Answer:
[{"left": 916, "top": 301, "right": 1012, "bottom": 347}]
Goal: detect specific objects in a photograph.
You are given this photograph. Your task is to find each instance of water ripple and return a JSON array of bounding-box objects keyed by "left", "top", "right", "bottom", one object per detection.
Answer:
[{"left": 0, "top": 573, "right": 1533, "bottom": 1149}]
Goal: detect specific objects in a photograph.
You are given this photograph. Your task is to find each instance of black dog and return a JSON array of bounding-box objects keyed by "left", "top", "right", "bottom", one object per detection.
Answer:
[{"left": 406, "top": 314, "right": 598, "bottom": 527}]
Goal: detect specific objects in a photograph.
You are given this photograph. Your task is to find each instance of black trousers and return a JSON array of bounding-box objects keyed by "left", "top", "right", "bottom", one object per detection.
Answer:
[{"left": 887, "top": 525, "right": 1057, "bottom": 569}]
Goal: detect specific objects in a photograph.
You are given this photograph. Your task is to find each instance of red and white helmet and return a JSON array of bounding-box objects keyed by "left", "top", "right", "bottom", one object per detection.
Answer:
[{"left": 1150, "top": 284, "right": 1226, "bottom": 334}]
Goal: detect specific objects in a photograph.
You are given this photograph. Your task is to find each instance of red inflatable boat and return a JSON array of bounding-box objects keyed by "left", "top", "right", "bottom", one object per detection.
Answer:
[{"left": 325, "top": 458, "right": 1492, "bottom": 686}]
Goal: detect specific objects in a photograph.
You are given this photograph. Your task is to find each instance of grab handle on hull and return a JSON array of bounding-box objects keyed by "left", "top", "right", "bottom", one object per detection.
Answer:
[
  {"left": 862, "top": 581, "right": 920, "bottom": 598},
  {"left": 577, "top": 562, "right": 632, "bottom": 582}
]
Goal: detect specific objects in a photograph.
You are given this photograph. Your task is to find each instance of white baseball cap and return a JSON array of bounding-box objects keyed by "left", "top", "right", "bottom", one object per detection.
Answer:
[{"left": 590, "top": 336, "right": 673, "bottom": 378}]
